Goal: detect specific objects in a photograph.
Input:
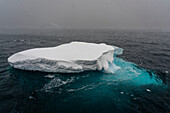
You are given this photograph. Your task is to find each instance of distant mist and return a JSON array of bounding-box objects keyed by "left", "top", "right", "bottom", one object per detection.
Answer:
[{"left": 0, "top": 0, "right": 170, "bottom": 30}]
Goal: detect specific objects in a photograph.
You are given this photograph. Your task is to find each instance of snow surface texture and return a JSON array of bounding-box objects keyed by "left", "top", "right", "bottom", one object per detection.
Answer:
[{"left": 8, "top": 42, "right": 123, "bottom": 73}]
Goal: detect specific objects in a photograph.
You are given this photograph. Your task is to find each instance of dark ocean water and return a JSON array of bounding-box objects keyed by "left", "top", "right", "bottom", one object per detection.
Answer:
[{"left": 0, "top": 29, "right": 170, "bottom": 113}]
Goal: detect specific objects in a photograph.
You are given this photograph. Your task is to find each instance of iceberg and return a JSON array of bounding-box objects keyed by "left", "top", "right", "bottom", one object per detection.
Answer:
[{"left": 8, "top": 42, "right": 123, "bottom": 73}]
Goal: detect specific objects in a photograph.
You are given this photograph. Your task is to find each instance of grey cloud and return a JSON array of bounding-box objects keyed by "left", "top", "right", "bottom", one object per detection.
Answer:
[{"left": 0, "top": 0, "right": 170, "bottom": 29}]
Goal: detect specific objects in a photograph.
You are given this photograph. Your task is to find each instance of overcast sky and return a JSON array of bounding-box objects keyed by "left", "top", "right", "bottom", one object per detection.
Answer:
[{"left": 0, "top": 0, "right": 170, "bottom": 29}]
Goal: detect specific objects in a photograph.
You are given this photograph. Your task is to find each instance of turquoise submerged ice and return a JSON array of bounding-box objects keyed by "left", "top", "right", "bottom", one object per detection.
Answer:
[
  {"left": 40, "top": 57, "right": 163, "bottom": 96},
  {"left": 105, "top": 57, "right": 162, "bottom": 86},
  {"left": 8, "top": 42, "right": 123, "bottom": 73}
]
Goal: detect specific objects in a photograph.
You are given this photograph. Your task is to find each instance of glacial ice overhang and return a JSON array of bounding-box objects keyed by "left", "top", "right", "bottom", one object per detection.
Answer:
[{"left": 8, "top": 42, "right": 123, "bottom": 73}]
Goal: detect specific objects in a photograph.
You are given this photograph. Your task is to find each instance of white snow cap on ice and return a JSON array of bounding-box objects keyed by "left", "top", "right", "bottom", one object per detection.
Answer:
[{"left": 8, "top": 42, "right": 123, "bottom": 73}]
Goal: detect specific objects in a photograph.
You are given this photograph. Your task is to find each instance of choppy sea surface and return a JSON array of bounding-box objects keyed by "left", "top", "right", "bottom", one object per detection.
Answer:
[{"left": 0, "top": 29, "right": 170, "bottom": 113}]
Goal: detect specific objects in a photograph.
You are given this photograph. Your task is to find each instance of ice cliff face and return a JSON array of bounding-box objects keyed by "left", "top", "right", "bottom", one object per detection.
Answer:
[{"left": 8, "top": 42, "right": 123, "bottom": 73}]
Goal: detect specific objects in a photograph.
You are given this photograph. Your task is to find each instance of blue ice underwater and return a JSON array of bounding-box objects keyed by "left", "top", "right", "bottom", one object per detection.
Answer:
[{"left": 9, "top": 49, "right": 167, "bottom": 112}]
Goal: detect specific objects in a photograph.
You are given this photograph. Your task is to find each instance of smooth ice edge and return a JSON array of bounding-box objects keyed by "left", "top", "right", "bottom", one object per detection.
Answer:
[{"left": 8, "top": 42, "right": 123, "bottom": 73}]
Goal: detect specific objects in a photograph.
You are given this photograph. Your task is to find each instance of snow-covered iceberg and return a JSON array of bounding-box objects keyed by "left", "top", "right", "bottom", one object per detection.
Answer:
[{"left": 8, "top": 42, "right": 123, "bottom": 73}]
